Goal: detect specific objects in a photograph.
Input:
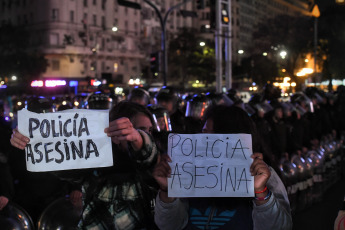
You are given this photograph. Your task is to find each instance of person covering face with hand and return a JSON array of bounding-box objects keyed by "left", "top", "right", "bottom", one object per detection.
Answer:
[{"left": 153, "top": 105, "right": 292, "bottom": 230}]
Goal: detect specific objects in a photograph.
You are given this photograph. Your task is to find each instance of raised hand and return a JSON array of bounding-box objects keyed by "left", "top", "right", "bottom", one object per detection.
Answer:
[{"left": 104, "top": 117, "right": 143, "bottom": 150}]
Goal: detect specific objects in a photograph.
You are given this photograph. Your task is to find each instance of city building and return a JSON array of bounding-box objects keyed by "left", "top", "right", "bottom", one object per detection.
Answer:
[
  {"left": 0, "top": 0, "right": 193, "bottom": 92},
  {"left": 0, "top": 0, "right": 320, "bottom": 92}
]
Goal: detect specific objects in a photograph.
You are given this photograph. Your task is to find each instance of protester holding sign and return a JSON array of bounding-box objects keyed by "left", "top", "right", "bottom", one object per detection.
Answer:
[
  {"left": 10, "top": 101, "right": 159, "bottom": 229},
  {"left": 7, "top": 97, "right": 74, "bottom": 226},
  {"left": 153, "top": 105, "right": 292, "bottom": 230}
]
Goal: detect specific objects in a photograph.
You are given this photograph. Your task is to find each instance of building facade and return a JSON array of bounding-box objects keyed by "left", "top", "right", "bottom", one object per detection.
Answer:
[
  {"left": 0, "top": 0, "right": 193, "bottom": 90},
  {"left": 0, "top": 0, "right": 317, "bottom": 91},
  {"left": 196, "top": 0, "right": 315, "bottom": 63}
]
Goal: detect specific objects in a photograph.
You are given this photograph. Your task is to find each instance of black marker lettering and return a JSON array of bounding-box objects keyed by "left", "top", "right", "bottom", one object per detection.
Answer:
[
  {"left": 51, "top": 120, "right": 59, "bottom": 137},
  {"left": 194, "top": 166, "right": 205, "bottom": 188},
  {"left": 206, "top": 165, "right": 218, "bottom": 189},
  {"left": 40, "top": 119, "right": 50, "bottom": 138},
  {"left": 28, "top": 118, "right": 40, "bottom": 138},
  {"left": 182, "top": 162, "right": 193, "bottom": 189},
  {"left": 71, "top": 140, "right": 83, "bottom": 159},
  {"left": 25, "top": 144, "right": 35, "bottom": 164},
  {"left": 55, "top": 141, "right": 64, "bottom": 164},
  {"left": 78, "top": 118, "right": 90, "bottom": 137},
  {"left": 212, "top": 139, "right": 223, "bottom": 158},
  {"left": 181, "top": 138, "right": 193, "bottom": 156},
  {"left": 44, "top": 142, "right": 54, "bottom": 163},
  {"left": 34, "top": 142, "right": 43, "bottom": 163},
  {"left": 63, "top": 119, "right": 72, "bottom": 137},
  {"left": 170, "top": 163, "right": 182, "bottom": 189},
  {"left": 169, "top": 134, "right": 181, "bottom": 158},
  {"left": 85, "top": 139, "right": 99, "bottom": 159},
  {"left": 64, "top": 139, "right": 70, "bottom": 160}
]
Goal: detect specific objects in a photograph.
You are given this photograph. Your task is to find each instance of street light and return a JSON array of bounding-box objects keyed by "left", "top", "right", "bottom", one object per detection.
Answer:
[
  {"left": 200, "top": 41, "right": 206, "bottom": 47},
  {"left": 280, "top": 51, "right": 287, "bottom": 59}
]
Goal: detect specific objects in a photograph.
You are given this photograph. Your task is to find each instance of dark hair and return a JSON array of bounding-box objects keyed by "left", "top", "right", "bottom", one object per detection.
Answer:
[
  {"left": 203, "top": 105, "right": 260, "bottom": 151},
  {"left": 109, "top": 101, "right": 156, "bottom": 128}
]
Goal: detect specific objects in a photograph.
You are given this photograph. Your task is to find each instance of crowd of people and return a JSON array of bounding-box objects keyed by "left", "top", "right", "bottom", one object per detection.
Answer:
[{"left": 0, "top": 83, "right": 345, "bottom": 229}]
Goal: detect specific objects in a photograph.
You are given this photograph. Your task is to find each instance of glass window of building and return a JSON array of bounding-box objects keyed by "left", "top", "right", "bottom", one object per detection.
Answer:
[
  {"left": 52, "top": 9, "right": 59, "bottom": 21},
  {"left": 70, "top": 11, "right": 74, "bottom": 22},
  {"left": 93, "top": 14, "right": 97, "bottom": 26},
  {"left": 84, "top": 0, "right": 88, "bottom": 7},
  {"left": 102, "top": 16, "right": 105, "bottom": 29},
  {"left": 50, "top": 33, "right": 59, "bottom": 45},
  {"left": 51, "top": 60, "right": 60, "bottom": 71}
]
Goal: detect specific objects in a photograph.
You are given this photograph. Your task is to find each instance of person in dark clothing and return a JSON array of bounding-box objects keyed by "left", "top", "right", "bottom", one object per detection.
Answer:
[
  {"left": 7, "top": 97, "right": 72, "bottom": 226},
  {"left": 153, "top": 105, "right": 292, "bottom": 230},
  {"left": 10, "top": 101, "right": 160, "bottom": 229},
  {"left": 250, "top": 103, "right": 278, "bottom": 172},
  {"left": 267, "top": 103, "right": 289, "bottom": 160},
  {"left": 0, "top": 102, "right": 16, "bottom": 211},
  {"left": 285, "top": 107, "right": 306, "bottom": 155},
  {"left": 155, "top": 86, "right": 186, "bottom": 134}
]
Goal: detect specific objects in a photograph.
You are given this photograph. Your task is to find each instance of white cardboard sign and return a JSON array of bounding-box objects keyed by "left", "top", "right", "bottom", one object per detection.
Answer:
[
  {"left": 18, "top": 108, "right": 113, "bottom": 172},
  {"left": 167, "top": 133, "right": 254, "bottom": 197}
]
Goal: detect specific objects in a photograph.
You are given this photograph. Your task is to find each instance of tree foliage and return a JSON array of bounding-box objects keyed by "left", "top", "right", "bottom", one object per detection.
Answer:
[
  {"left": 167, "top": 28, "right": 216, "bottom": 87},
  {"left": 250, "top": 15, "right": 314, "bottom": 82}
]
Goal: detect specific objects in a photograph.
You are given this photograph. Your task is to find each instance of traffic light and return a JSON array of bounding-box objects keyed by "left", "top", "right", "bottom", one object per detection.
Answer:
[
  {"left": 150, "top": 52, "right": 160, "bottom": 74},
  {"left": 196, "top": 0, "right": 205, "bottom": 9},
  {"left": 221, "top": 4, "right": 229, "bottom": 24}
]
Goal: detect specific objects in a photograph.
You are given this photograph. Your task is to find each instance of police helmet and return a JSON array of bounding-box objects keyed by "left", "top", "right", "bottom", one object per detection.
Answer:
[
  {"left": 291, "top": 92, "right": 314, "bottom": 113},
  {"left": 128, "top": 87, "right": 150, "bottom": 106},
  {"left": 147, "top": 104, "right": 172, "bottom": 132},
  {"left": 26, "top": 96, "right": 54, "bottom": 113},
  {"left": 227, "top": 88, "right": 243, "bottom": 105},
  {"left": 0, "top": 202, "right": 35, "bottom": 230},
  {"left": 155, "top": 86, "right": 179, "bottom": 103},
  {"left": 37, "top": 197, "right": 82, "bottom": 230},
  {"left": 205, "top": 92, "right": 234, "bottom": 107},
  {"left": 85, "top": 91, "right": 113, "bottom": 110},
  {"left": 185, "top": 94, "right": 211, "bottom": 120}
]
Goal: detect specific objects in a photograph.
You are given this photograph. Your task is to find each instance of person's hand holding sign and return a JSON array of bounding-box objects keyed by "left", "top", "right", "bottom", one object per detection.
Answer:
[
  {"left": 10, "top": 128, "right": 30, "bottom": 150},
  {"left": 251, "top": 152, "right": 271, "bottom": 205},
  {"left": 104, "top": 117, "right": 143, "bottom": 151},
  {"left": 0, "top": 196, "right": 9, "bottom": 210},
  {"left": 152, "top": 154, "right": 176, "bottom": 203}
]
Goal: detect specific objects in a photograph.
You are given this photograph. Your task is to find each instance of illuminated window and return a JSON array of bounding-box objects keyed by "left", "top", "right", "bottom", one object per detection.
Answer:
[{"left": 114, "top": 63, "right": 118, "bottom": 72}]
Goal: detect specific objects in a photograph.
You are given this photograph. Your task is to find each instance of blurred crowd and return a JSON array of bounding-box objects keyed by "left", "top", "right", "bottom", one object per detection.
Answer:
[{"left": 1, "top": 83, "right": 345, "bottom": 229}]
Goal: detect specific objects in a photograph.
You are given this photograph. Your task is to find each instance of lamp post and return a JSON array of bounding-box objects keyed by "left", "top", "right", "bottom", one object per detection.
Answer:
[{"left": 142, "top": 0, "right": 191, "bottom": 86}]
